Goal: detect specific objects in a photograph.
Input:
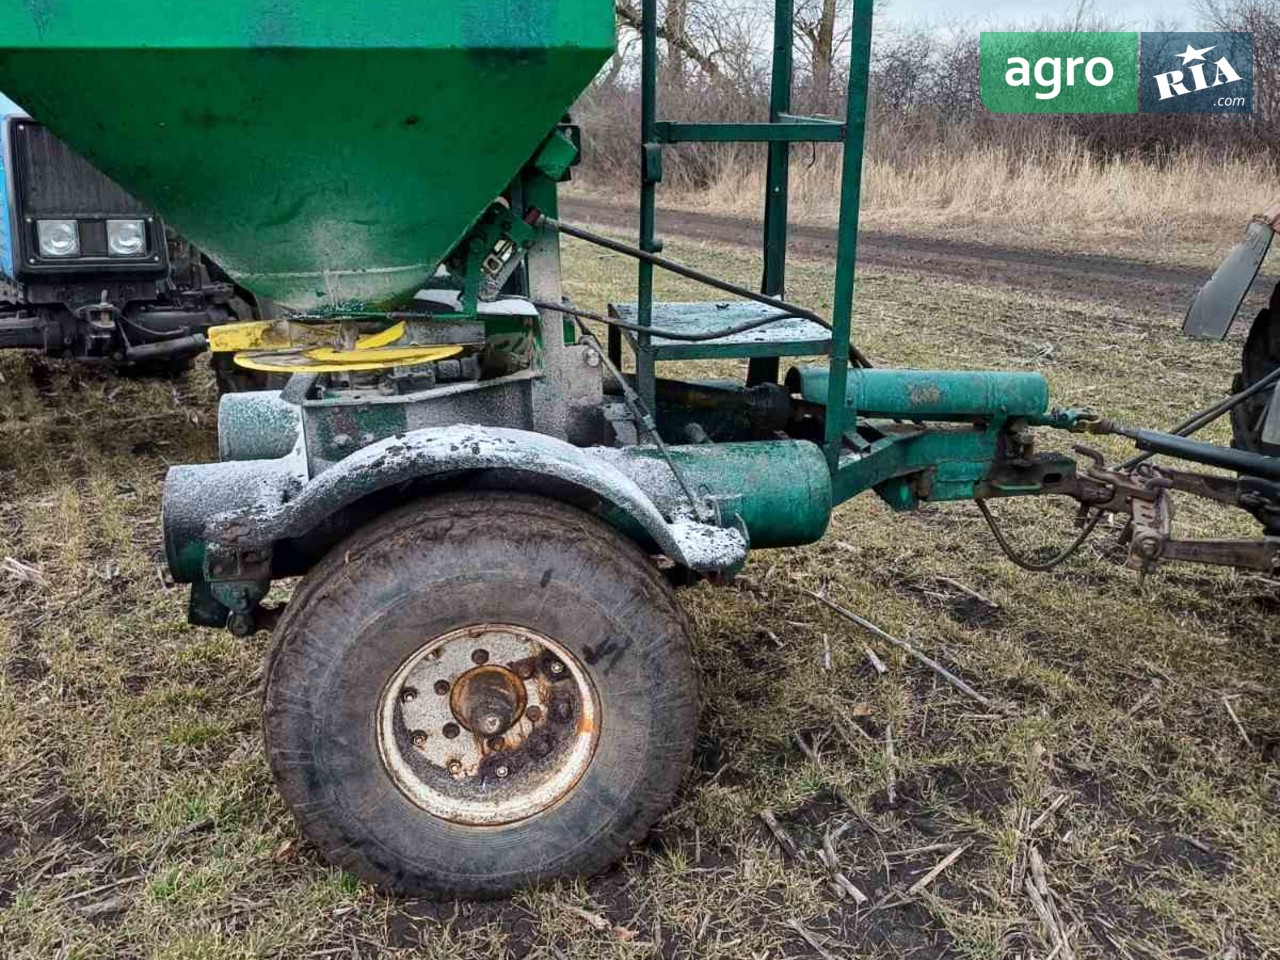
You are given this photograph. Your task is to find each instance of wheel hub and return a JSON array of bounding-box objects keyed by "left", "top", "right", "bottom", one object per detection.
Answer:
[
  {"left": 377, "top": 623, "right": 600, "bottom": 825},
  {"left": 450, "top": 664, "right": 527, "bottom": 736}
]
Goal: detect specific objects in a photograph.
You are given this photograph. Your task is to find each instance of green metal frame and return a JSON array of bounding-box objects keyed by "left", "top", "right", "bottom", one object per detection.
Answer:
[{"left": 635, "top": 0, "right": 873, "bottom": 470}]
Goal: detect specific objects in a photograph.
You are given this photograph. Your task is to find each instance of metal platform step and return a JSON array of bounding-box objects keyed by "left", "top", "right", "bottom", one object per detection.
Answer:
[{"left": 607, "top": 301, "right": 832, "bottom": 362}]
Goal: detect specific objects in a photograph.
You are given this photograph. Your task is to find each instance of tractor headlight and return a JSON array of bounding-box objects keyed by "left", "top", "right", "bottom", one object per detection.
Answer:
[
  {"left": 36, "top": 219, "right": 80, "bottom": 258},
  {"left": 106, "top": 219, "right": 147, "bottom": 257}
]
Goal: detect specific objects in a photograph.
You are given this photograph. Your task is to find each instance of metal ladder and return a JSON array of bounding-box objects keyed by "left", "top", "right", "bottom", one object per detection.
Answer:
[{"left": 621, "top": 0, "right": 874, "bottom": 470}]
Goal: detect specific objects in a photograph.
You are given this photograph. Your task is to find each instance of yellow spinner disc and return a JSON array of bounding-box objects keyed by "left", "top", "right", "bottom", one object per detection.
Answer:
[{"left": 233, "top": 342, "right": 463, "bottom": 374}]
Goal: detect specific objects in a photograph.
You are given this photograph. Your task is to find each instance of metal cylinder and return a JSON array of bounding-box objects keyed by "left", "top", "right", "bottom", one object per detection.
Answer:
[
  {"left": 162, "top": 458, "right": 299, "bottom": 582},
  {"left": 218, "top": 391, "right": 303, "bottom": 462},
  {"left": 787, "top": 366, "right": 1049, "bottom": 420},
  {"left": 604, "top": 440, "right": 832, "bottom": 548}
]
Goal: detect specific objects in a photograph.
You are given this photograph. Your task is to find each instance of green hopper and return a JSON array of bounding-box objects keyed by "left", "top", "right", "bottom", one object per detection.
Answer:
[{"left": 0, "top": 0, "right": 614, "bottom": 309}]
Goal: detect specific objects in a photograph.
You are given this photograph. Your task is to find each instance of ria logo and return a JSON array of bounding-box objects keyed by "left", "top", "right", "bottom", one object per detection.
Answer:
[
  {"left": 1141, "top": 32, "right": 1253, "bottom": 113},
  {"left": 1152, "top": 42, "right": 1243, "bottom": 101}
]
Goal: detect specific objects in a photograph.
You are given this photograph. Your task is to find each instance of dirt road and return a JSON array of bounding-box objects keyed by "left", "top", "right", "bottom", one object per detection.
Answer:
[{"left": 562, "top": 196, "right": 1218, "bottom": 316}]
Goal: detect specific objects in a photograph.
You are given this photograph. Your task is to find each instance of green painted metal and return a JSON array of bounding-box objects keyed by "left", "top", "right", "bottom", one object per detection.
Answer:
[
  {"left": 790, "top": 367, "right": 1050, "bottom": 420},
  {"left": 750, "top": 0, "right": 795, "bottom": 389},
  {"left": 823, "top": 0, "right": 875, "bottom": 470},
  {"left": 831, "top": 427, "right": 1009, "bottom": 508},
  {"left": 637, "top": 0, "right": 660, "bottom": 410},
  {"left": 0, "top": 0, "right": 614, "bottom": 310},
  {"left": 653, "top": 121, "right": 845, "bottom": 143},
  {"left": 633, "top": 0, "right": 855, "bottom": 403},
  {"left": 616, "top": 441, "right": 832, "bottom": 548},
  {"left": 609, "top": 302, "right": 831, "bottom": 361},
  {"left": 218, "top": 392, "right": 302, "bottom": 462}
]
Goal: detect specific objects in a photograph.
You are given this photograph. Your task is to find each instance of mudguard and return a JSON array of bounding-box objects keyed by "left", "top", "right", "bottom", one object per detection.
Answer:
[
  {"left": 165, "top": 425, "right": 748, "bottom": 583},
  {"left": 1184, "top": 207, "right": 1279, "bottom": 340}
]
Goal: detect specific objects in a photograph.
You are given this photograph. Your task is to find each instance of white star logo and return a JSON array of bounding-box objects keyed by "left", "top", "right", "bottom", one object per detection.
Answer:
[{"left": 1175, "top": 43, "right": 1216, "bottom": 65}]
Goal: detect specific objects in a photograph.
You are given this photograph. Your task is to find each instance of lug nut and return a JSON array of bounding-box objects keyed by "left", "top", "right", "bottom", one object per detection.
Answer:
[
  {"left": 411, "top": 730, "right": 428, "bottom": 749},
  {"left": 401, "top": 687, "right": 418, "bottom": 703},
  {"left": 526, "top": 705, "right": 543, "bottom": 722},
  {"left": 471, "top": 649, "right": 489, "bottom": 665},
  {"left": 443, "top": 722, "right": 460, "bottom": 739},
  {"left": 434, "top": 679, "right": 450, "bottom": 696},
  {"left": 495, "top": 764, "right": 510, "bottom": 779},
  {"left": 447, "top": 759, "right": 463, "bottom": 776}
]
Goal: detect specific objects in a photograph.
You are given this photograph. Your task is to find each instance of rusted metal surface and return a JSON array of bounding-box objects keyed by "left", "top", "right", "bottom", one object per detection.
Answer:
[
  {"left": 1053, "top": 444, "right": 1280, "bottom": 576},
  {"left": 378, "top": 624, "right": 599, "bottom": 826}
]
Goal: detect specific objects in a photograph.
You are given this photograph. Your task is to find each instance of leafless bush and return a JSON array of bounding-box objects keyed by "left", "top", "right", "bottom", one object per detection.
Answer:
[{"left": 575, "top": 0, "right": 1280, "bottom": 193}]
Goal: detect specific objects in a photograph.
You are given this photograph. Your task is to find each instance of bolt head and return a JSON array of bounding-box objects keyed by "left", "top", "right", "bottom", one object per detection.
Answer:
[
  {"left": 443, "top": 722, "right": 460, "bottom": 739},
  {"left": 548, "top": 660, "right": 565, "bottom": 675},
  {"left": 447, "top": 759, "right": 463, "bottom": 776},
  {"left": 471, "top": 649, "right": 490, "bottom": 665},
  {"left": 411, "top": 731, "right": 428, "bottom": 749},
  {"left": 400, "top": 687, "right": 418, "bottom": 703},
  {"left": 434, "top": 679, "right": 450, "bottom": 696},
  {"left": 526, "top": 705, "right": 543, "bottom": 722},
  {"left": 495, "top": 764, "right": 510, "bottom": 779}
]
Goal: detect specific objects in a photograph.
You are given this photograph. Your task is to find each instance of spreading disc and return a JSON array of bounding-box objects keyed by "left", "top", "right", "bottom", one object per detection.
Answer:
[
  {"left": 233, "top": 343, "right": 463, "bottom": 373},
  {"left": 209, "top": 319, "right": 463, "bottom": 373}
]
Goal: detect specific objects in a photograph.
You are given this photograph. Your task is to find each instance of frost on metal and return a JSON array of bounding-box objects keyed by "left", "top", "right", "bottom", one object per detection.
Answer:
[{"left": 200, "top": 424, "right": 747, "bottom": 573}]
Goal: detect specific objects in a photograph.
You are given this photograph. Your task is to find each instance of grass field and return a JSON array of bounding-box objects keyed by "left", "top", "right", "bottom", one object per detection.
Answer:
[
  {"left": 574, "top": 139, "right": 1278, "bottom": 266},
  {"left": 1, "top": 232, "right": 1278, "bottom": 959}
]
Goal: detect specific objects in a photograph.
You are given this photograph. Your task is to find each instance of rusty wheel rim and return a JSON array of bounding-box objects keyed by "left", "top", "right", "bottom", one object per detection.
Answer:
[{"left": 377, "top": 623, "right": 600, "bottom": 825}]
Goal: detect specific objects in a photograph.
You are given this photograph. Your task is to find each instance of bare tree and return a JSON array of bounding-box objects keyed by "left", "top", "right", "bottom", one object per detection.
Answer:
[
  {"left": 615, "top": 0, "right": 722, "bottom": 81},
  {"left": 795, "top": 0, "right": 849, "bottom": 108}
]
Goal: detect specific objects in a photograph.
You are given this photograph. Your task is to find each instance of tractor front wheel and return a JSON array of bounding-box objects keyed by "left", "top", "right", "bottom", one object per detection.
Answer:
[{"left": 263, "top": 491, "right": 698, "bottom": 898}]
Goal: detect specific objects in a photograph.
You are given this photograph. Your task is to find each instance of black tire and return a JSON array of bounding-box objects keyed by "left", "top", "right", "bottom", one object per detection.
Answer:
[
  {"left": 263, "top": 491, "right": 698, "bottom": 898},
  {"left": 211, "top": 352, "right": 287, "bottom": 395},
  {"left": 1231, "top": 283, "right": 1280, "bottom": 456}
]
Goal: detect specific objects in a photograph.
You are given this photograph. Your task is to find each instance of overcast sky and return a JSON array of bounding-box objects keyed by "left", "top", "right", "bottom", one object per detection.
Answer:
[{"left": 883, "top": 0, "right": 1195, "bottom": 30}]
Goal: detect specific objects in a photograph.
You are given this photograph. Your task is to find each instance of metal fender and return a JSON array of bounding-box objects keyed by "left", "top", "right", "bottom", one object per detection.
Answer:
[{"left": 177, "top": 425, "right": 748, "bottom": 577}]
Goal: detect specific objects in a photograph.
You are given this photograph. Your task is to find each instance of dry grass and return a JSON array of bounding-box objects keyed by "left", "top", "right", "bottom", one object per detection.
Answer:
[
  {"left": 1, "top": 231, "right": 1279, "bottom": 959},
  {"left": 574, "top": 139, "right": 1278, "bottom": 264}
]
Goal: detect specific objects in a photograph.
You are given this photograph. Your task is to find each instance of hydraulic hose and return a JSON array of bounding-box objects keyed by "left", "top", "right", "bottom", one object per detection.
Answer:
[{"left": 531, "top": 300, "right": 798, "bottom": 342}]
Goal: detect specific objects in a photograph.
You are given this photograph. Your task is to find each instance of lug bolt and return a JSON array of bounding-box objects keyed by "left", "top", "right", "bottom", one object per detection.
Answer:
[
  {"left": 495, "top": 764, "right": 510, "bottom": 779},
  {"left": 443, "top": 722, "right": 460, "bottom": 739},
  {"left": 447, "top": 759, "right": 463, "bottom": 776},
  {"left": 401, "top": 687, "right": 418, "bottom": 703},
  {"left": 471, "top": 649, "right": 490, "bottom": 665},
  {"left": 411, "top": 730, "right": 429, "bottom": 749},
  {"left": 526, "top": 705, "right": 543, "bottom": 722},
  {"left": 434, "top": 679, "right": 450, "bottom": 696}
]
